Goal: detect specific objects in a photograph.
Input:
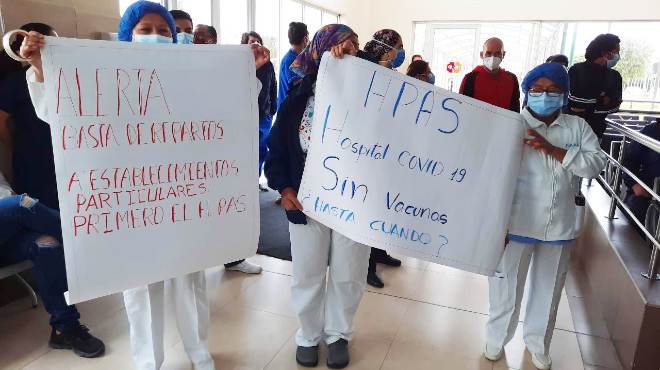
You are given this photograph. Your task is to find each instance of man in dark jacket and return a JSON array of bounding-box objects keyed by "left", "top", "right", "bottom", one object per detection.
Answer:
[
  {"left": 459, "top": 37, "right": 520, "bottom": 112},
  {"left": 623, "top": 120, "right": 660, "bottom": 224},
  {"left": 567, "top": 34, "right": 622, "bottom": 139}
]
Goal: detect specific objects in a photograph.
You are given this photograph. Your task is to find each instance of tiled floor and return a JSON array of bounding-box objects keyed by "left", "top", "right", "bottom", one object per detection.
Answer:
[{"left": 0, "top": 253, "right": 622, "bottom": 370}]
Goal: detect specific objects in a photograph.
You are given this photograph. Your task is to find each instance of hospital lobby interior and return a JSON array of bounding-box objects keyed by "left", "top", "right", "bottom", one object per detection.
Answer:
[{"left": 1, "top": 0, "right": 660, "bottom": 370}]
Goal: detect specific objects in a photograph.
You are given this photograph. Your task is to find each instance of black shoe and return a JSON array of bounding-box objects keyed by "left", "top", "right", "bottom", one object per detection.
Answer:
[
  {"left": 376, "top": 254, "right": 402, "bottom": 267},
  {"left": 367, "top": 271, "right": 384, "bottom": 288},
  {"left": 296, "top": 345, "right": 319, "bottom": 367},
  {"left": 49, "top": 324, "right": 105, "bottom": 358},
  {"left": 327, "top": 339, "right": 350, "bottom": 369}
]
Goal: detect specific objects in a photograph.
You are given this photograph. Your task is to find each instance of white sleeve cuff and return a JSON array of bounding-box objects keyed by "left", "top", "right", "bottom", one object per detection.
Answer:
[{"left": 26, "top": 67, "right": 50, "bottom": 123}]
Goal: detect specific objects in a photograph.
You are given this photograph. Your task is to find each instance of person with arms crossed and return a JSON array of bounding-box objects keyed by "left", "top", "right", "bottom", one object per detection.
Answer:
[{"left": 567, "top": 33, "right": 622, "bottom": 139}]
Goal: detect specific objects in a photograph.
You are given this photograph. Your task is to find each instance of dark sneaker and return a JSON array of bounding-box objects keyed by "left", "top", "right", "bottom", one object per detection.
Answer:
[
  {"left": 49, "top": 324, "right": 105, "bottom": 358},
  {"left": 376, "top": 254, "right": 402, "bottom": 267},
  {"left": 327, "top": 339, "right": 349, "bottom": 369},
  {"left": 296, "top": 345, "right": 319, "bottom": 367},
  {"left": 367, "top": 271, "right": 384, "bottom": 288}
]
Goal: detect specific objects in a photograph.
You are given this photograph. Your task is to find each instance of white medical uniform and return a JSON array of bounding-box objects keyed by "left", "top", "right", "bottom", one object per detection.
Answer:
[
  {"left": 289, "top": 217, "right": 370, "bottom": 347},
  {"left": 27, "top": 68, "right": 214, "bottom": 370},
  {"left": 123, "top": 272, "right": 213, "bottom": 370},
  {"left": 486, "top": 108, "right": 607, "bottom": 355}
]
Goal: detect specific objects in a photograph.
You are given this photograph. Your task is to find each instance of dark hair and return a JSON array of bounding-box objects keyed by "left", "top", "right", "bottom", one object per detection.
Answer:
[
  {"left": 169, "top": 9, "right": 192, "bottom": 23},
  {"left": 546, "top": 54, "right": 569, "bottom": 67},
  {"left": 406, "top": 60, "right": 430, "bottom": 77},
  {"left": 206, "top": 25, "right": 218, "bottom": 41},
  {"left": 12, "top": 23, "right": 54, "bottom": 53},
  {"left": 241, "top": 31, "right": 263, "bottom": 45},
  {"left": 411, "top": 54, "right": 423, "bottom": 61},
  {"left": 364, "top": 29, "right": 402, "bottom": 59},
  {"left": 288, "top": 22, "right": 308, "bottom": 45},
  {"left": 585, "top": 34, "right": 620, "bottom": 62}
]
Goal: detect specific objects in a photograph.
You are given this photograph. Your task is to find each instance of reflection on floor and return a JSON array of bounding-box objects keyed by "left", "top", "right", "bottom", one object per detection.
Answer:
[{"left": 0, "top": 254, "right": 623, "bottom": 370}]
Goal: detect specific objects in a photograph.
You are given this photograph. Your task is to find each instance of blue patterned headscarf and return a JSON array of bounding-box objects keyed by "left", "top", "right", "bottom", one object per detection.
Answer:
[
  {"left": 118, "top": 1, "right": 177, "bottom": 43},
  {"left": 521, "top": 62, "right": 570, "bottom": 105},
  {"left": 290, "top": 24, "right": 357, "bottom": 78}
]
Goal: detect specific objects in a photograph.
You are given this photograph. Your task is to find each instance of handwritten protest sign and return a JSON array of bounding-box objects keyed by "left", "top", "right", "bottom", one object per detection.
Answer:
[
  {"left": 299, "top": 54, "right": 524, "bottom": 275},
  {"left": 40, "top": 38, "right": 259, "bottom": 303}
]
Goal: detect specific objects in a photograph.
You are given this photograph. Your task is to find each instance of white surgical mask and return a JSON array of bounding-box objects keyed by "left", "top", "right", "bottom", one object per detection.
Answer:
[
  {"left": 483, "top": 56, "right": 502, "bottom": 71},
  {"left": 132, "top": 34, "right": 173, "bottom": 44}
]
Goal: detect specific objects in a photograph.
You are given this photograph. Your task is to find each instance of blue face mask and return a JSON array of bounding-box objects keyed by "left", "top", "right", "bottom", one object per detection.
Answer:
[
  {"left": 527, "top": 92, "right": 565, "bottom": 117},
  {"left": 132, "top": 34, "right": 173, "bottom": 44},
  {"left": 427, "top": 72, "right": 435, "bottom": 85},
  {"left": 607, "top": 53, "right": 620, "bottom": 68},
  {"left": 391, "top": 48, "right": 405, "bottom": 68},
  {"left": 177, "top": 32, "right": 194, "bottom": 44}
]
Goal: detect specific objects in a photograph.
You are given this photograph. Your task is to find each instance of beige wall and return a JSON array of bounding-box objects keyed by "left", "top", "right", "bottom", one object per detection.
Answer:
[{"left": 0, "top": 0, "right": 119, "bottom": 39}]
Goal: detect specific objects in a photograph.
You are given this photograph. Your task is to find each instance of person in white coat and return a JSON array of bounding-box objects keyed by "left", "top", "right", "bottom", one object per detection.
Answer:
[
  {"left": 18, "top": 1, "right": 270, "bottom": 369},
  {"left": 264, "top": 24, "right": 370, "bottom": 369},
  {"left": 483, "top": 62, "right": 607, "bottom": 370}
]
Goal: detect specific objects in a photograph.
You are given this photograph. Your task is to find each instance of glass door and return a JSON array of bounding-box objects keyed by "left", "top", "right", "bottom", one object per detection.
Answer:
[{"left": 424, "top": 24, "right": 480, "bottom": 92}]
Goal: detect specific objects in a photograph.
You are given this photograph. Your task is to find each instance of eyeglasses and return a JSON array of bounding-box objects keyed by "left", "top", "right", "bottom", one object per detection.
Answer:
[{"left": 528, "top": 88, "right": 564, "bottom": 98}]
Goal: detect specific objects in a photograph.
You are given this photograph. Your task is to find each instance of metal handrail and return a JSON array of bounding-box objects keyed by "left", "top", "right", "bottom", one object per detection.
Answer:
[
  {"left": 607, "top": 120, "right": 660, "bottom": 155},
  {"left": 614, "top": 109, "right": 660, "bottom": 116},
  {"left": 603, "top": 118, "right": 660, "bottom": 280}
]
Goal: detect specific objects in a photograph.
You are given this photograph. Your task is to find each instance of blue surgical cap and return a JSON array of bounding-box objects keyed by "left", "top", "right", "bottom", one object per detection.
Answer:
[
  {"left": 521, "top": 62, "right": 570, "bottom": 105},
  {"left": 118, "top": 1, "right": 177, "bottom": 43}
]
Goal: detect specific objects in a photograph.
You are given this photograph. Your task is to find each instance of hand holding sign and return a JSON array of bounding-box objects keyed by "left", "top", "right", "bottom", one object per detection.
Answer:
[
  {"left": 281, "top": 187, "right": 304, "bottom": 211},
  {"left": 525, "top": 129, "right": 567, "bottom": 162},
  {"left": 18, "top": 31, "right": 46, "bottom": 81}
]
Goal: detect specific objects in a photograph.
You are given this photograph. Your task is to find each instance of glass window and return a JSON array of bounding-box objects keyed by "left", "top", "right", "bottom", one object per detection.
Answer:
[
  {"left": 256, "top": 0, "right": 281, "bottom": 62},
  {"left": 322, "top": 11, "right": 339, "bottom": 26},
  {"left": 220, "top": 0, "right": 248, "bottom": 44},
  {"left": 303, "top": 5, "right": 322, "bottom": 37},
  {"left": 280, "top": 0, "right": 303, "bottom": 65},
  {"left": 412, "top": 20, "right": 660, "bottom": 107},
  {"left": 412, "top": 22, "right": 427, "bottom": 60},
  {"left": 176, "top": 0, "right": 212, "bottom": 27}
]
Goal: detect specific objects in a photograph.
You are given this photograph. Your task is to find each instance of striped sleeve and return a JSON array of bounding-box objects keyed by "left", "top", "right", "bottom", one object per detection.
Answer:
[{"left": 567, "top": 65, "right": 596, "bottom": 110}]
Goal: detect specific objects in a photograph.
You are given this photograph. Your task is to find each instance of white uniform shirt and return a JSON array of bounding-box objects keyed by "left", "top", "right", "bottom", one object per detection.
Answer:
[{"left": 508, "top": 108, "right": 607, "bottom": 242}]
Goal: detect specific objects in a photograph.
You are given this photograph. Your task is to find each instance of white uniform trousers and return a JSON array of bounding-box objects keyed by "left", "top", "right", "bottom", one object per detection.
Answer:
[
  {"left": 123, "top": 271, "right": 214, "bottom": 370},
  {"left": 486, "top": 241, "right": 571, "bottom": 355},
  {"left": 289, "top": 218, "right": 370, "bottom": 347}
]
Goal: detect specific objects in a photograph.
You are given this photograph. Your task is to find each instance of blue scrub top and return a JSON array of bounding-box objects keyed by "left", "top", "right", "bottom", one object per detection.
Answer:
[
  {"left": 0, "top": 70, "right": 59, "bottom": 209},
  {"left": 277, "top": 48, "right": 301, "bottom": 111}
]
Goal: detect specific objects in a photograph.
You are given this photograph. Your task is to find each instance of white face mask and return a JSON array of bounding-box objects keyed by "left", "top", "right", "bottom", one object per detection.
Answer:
[
  {"left": 132, "top": 34, "right": 173, "bottom": 44},
  {"left": 483, "top": 56, "right": 502, "bottom": 71}
]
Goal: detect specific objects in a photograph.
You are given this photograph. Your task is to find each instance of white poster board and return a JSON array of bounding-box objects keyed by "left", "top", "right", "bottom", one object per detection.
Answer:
[
  {"left": 40, "top": 38, "right": 260, "bottom": 303},
  {"left": 299, "top": 54, "right": 524, "bottom": 275}
]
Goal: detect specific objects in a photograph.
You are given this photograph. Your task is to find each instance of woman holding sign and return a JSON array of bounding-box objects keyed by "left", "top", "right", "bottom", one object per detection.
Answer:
[
  {"left": 19, "top": 3, "right": 215, "bottom": 369},
  {"left": 483, "top": 63, "right": 606, "bottom": 370},
  {"left": 18, "top": 2, "right": 268, "bottom": 370},
  {"left": 265, "top": 25, "right": 369, "bottom": 369}
]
